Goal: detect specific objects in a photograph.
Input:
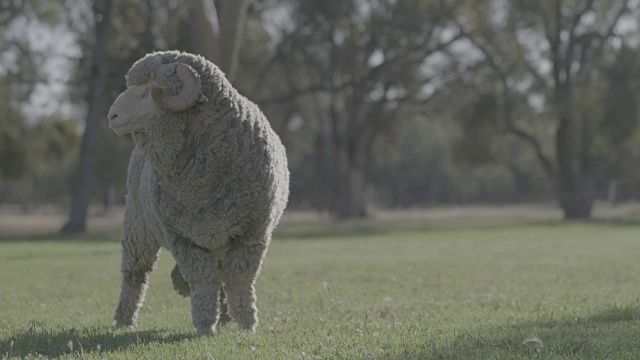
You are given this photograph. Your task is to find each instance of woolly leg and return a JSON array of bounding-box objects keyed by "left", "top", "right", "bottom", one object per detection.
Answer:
[
  {"left": 224, "top": 282, "right": 258, "bottom": 331},
  {"left": 222, "top": 243, "right": 267, "bottom": 331},
  {"left": 113, "top": 228, "right": 160, "bottom": 329},
  {"left": 172, "top": 238, "right": 223, "bottom": 336},
  {"left": 189, "top": 282, "right": 222, "bottom": 336},
  {"left": 114, "top": 147, "right": 162, "bottom": 329}
]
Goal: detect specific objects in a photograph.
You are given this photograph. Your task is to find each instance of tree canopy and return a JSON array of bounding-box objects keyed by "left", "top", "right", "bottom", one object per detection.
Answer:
[{"left": 2, "top": 0, "right": 640, "bottom": 221}]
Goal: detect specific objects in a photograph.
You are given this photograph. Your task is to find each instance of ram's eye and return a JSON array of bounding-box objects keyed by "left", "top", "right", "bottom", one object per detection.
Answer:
[{"left": 141, "top": 88, "right": 150, "bottom": 98}]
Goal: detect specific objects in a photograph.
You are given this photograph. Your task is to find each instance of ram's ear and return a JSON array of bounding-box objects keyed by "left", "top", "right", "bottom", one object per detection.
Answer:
[{"left": 151, "top": 63, "right": 204, "bottom": 112}]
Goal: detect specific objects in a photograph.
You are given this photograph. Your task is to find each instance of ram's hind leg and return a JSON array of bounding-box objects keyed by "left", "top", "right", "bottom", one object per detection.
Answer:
[
  {"left": 222, "top": 242, "right": 267, "bottom": 331},
  {"left": 172, "top": 238, "right": 223, "bottom": 336},
  {"left": 176, "top": 262, "right": 232, "bottom": 325}
]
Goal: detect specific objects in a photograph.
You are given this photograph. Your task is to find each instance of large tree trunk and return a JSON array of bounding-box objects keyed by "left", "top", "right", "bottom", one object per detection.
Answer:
[
  {"left": 334, "top": 143, "right": 371, "bottom": 219},
  {"left": 215, "top": 0, "right": 250, "bottom": 82},
  {"left": 190, "top": 0, "right": 250, "bottom": 82},
  {"left": 328, "top": 89, "right": 379, "bottom": 219},
  {"left": 62, "top": 0, "right": 112, "bottom": 233},
  {"left": 557, "top": 181, "right": 594, "bottom": 219},
  {"left": 190, "top": 0, "right": 220, "bottom": 63},
  {"left": 313, "top": 132, "right": 329, "bottom": 212},
  {"left": 555, "top": 117, "right": 595, "bottom": 219}
]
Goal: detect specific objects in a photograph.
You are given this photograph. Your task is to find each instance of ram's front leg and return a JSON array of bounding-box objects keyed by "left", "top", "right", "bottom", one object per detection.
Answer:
[{"left": 114, "top": 206, "right": 160, "bottom": 329}]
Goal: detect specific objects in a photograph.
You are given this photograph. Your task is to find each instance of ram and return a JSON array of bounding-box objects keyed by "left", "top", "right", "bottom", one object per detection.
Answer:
[{"left": 108, "top": 51, "right": 289, "bottom": 336}]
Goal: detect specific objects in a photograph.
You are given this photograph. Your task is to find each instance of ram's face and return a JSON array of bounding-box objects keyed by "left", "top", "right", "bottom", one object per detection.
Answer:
[
  {"left": 107, "top": 62, "right": 208, "bottom": 136},
  {"left": 108, "top": 85, "right": 157, "bottom": 135}
]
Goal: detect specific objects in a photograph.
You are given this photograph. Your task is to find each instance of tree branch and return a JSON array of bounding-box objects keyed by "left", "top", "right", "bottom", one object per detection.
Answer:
[
  {"left": 565, "top": 0, "right": 597, "bottom": 80},
  {"left": 256, "top": 81, "right": 356, "bottom": 106},
  {"left": 259, "top": 29, "right": 464, "bottom": 106},
  {"left": 507, "top": 124, "right": 556, "bottom": 177},
  {"left": 593, "top": 2, "right": 628, "bottom": 53},
  {"left": 465, "top": 30, "right": 556, "bottom": 177}
]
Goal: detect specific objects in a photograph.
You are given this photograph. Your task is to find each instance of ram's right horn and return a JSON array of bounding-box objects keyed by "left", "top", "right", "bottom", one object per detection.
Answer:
[{"left": 151, "top": 63, "right": 203, "bottom": 112}]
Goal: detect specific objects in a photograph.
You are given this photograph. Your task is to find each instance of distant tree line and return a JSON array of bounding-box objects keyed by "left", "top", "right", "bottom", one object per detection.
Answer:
[{"left": 1, "top": 0, "right": 640, "bottom": 225}]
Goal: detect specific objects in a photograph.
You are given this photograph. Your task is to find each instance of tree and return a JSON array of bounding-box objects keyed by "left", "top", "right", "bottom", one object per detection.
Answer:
[
  {"left": 0, "top": 101, "right": 27, "bottom": 182},
  {"left": 27, "top": 118, "right": 80, "bottom": 206},
  {"left": 0, "top": 0, "right": 70, "bottom": 184},
  {"left": 261, "top": 0, "right": 462, "bottom": 218},
  {"left": 62, "top": 0, "right": 253, "bottom": 232},
  {"left": 62, "top": 0, "right": 112, "bottom": 233},
  {"left": 460, "top": 0, "right": 632, "bottom": 219}
]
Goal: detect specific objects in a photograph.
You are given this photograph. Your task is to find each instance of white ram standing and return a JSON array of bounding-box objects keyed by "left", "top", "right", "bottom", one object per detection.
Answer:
[{"left": 108, "top": 51, "right": 289, "bottom": 336}]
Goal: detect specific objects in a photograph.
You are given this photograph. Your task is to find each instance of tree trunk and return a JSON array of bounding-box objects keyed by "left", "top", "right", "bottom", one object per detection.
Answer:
[
  {"left": 215, "top": 0, "right": 250, "bottom": 82},
  {"left": 555, "top": 117, "right": 595, "bottom": 219},
  {"left": 557, "top": 181, "right": 594, "bottom": 219},
  {"left": 62, "top": 0, "right": 112, "bottom": 233},
  {"left": 190, "top": 0, "right": 250, "bottom": 82},
  {"left": 334, "top": 143, "right": 371, "bottom": 219},
  {"left": 190, "top": 0, "right": 220, "bottom": 63},
  {"left": 313, "top": 132, "right": 329, "bottom": 212}
]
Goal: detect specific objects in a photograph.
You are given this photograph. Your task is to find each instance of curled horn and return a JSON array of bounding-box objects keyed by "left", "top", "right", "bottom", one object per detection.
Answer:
[{"left": 151, "top": 63, "right": 206, "bottom": 112}]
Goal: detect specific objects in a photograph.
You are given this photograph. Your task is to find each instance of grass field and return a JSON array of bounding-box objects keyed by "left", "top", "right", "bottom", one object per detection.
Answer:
[{"left": 2, "top": 207, "right": 640, "bottom": 359}]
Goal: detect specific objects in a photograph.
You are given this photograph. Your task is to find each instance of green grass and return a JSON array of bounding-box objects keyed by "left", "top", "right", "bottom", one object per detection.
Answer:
[{"left": 2, "top": 220, "right": 640, "bottom": 359}]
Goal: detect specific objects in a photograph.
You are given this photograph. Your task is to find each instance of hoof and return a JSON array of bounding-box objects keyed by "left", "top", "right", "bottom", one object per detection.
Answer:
[
  {"left": 238, "top": 324, "right": 257, "bottom": 332},
  {"left": 231, "top": 311, "right": 257, "bottom": 332},
  {"left": 196, "top": 326, "right": 216, "bottom": 337},
  {"left": 114, "top": 319, "right": 134, "bottom": 330}
]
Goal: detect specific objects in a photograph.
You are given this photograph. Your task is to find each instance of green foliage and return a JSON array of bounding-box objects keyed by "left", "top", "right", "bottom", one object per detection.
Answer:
[
  {"left": 92, "top": 121, "right": 133, "bottom": 205},
  {"left": 454, "top": 164, "right": 517, "bottom": 203},
  {"left": 0, "top": 116, "right": 80, "bottom": 204},
  {"left": 62, "top": 0, "right": 196, "bottom": 207},
  {"left": 599, "top": 46, "right": 640, "bottom": 146},
  {"left": 259, "top": 0, "right": 466, "bottom": 214},
  {"left": 374, "top": 118, "right": 457, "bottom": 205},
  {"left": 458, "top": 0, "right": 640, "bottom": 215},
  {"left": 27, "top": 118, "right": 81, "bottom": 204},
  {"left": 3, "top": 221, "right": 640, "bottom": 358},
  {"left": 30, "top": 119, "right": 79, "bottom": 164},
  {"left": 0, "top": 109, "right": 27, "bottom": 181},
  {"left": 452, "top": 93, "right": 500, "bottom": 166},
  {"left": 5, "top": 0, "right": 640, "bottom": 210},
  {"left": 0, "top": 95, "right": 79, "bottom": 192}
]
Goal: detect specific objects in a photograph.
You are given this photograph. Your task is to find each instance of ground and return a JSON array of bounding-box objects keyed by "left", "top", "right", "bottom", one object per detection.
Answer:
[{"left": 1, "top": 204, "right": 640, "bottom": 359}]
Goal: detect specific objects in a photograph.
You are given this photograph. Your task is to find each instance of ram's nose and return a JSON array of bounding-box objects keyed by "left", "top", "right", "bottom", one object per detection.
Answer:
[{"left": 107, "top": 111, "right": 118, "bottom": 123}]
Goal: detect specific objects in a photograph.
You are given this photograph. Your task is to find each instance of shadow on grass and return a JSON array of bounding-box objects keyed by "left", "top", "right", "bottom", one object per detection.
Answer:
[
  {"left": 586, "top": 304, "right": 640, "bottom": 323},
  {"left": 273, "top": 218, "right": 566, "bottom": 241},
  {"left": 274, "top": 216, "right": 640, "bottom": 241},
  {"left": 2, "top": 306, "right": 640, "bottom": 359},
  {"left": 384, "top": 305, "right": 640, "bottom": 360},
  {"left": 3, "top": 215, "right": 640, "bottom": 244},
  {"left": 0, "top": 325, "right": 193, "bottom": 358},
  {"left": 0, "top": 231, "right": 118, "bottom": 243},
  {"left": 275, "top": 222, "right": 397, "bottom": 240}
]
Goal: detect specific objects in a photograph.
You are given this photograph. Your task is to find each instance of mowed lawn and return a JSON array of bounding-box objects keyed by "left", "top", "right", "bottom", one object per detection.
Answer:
[{"left": 2, "top": 218, "right": 640, "bottom": 359}]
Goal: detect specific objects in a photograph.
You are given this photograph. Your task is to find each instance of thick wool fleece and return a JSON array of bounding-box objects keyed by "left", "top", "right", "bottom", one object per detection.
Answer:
[{"left": 113, "top": 51, "right": 289, "bottom": 336}]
